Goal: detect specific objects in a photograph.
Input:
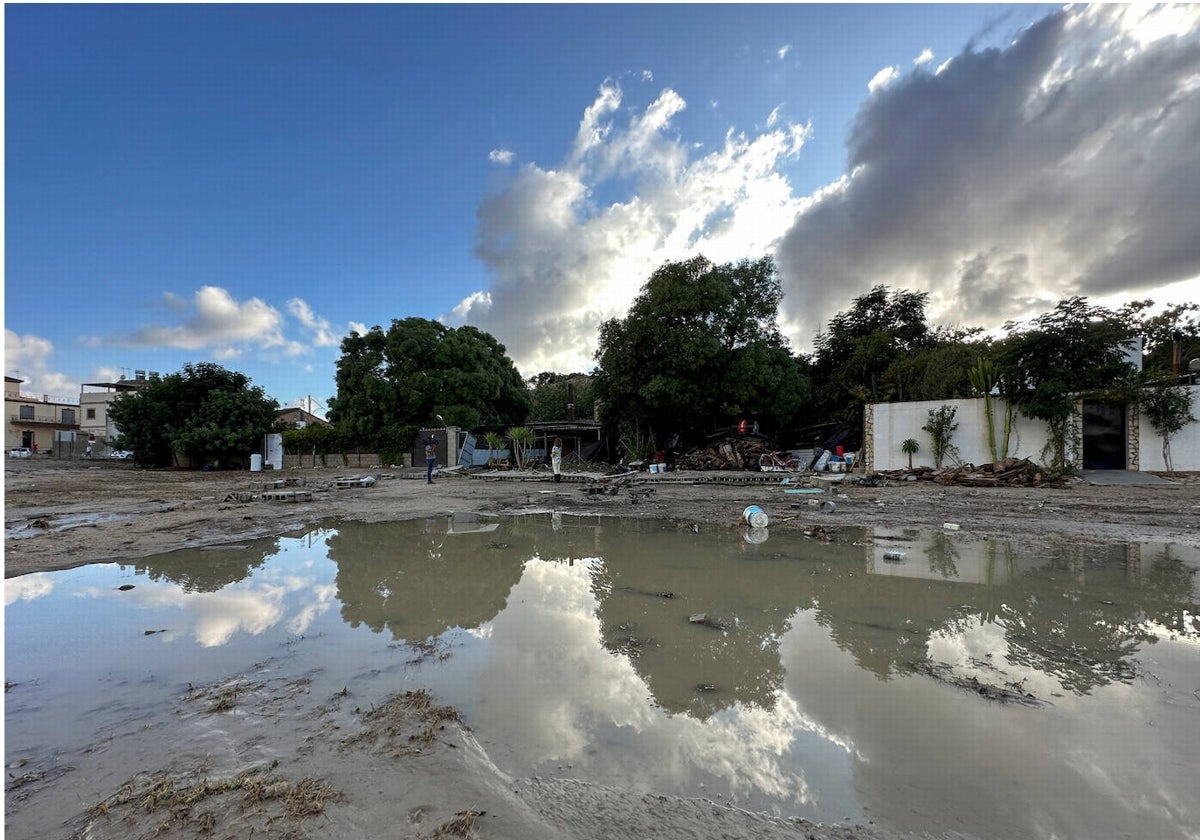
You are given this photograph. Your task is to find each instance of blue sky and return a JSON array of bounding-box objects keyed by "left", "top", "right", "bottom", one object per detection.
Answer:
[{"left": 6, "top": 4, "right": 1199, "bottom": 410}]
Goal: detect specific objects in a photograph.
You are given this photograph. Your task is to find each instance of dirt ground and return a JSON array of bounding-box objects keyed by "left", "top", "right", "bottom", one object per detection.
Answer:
[
  {"left": 5, "top": 458, "right": 1199, "bottom": 579},
  {"left": 6, "top": 457, "right": 1200, "bottom": 840}
]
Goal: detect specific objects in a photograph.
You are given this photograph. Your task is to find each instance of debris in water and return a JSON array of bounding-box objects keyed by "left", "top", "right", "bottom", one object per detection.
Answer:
[
  {"left": 909, "top": 660, "right": 1049, "bottom": 707},
  {"left": 117, "top": 584, "right": 136, "bottom": 591}
]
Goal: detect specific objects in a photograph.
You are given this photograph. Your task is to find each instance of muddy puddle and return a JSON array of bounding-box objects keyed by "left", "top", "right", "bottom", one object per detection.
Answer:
[{"left": 6, "top": 514, "right": 1200, "bottom": 839}]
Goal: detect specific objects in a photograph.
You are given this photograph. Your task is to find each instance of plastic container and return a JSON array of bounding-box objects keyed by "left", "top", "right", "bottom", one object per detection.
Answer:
[
  {"left": 250, "top": 454, "right": 263, "bottom": 472},
  {"left": 742, "top": 505, "right": 769, "bottom": 528}
]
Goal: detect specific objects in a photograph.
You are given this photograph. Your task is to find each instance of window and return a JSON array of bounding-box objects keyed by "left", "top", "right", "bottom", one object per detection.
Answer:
[
  {"left": 87, "top": 408, "right": 96, "bottom": 419},
  {"left": 62, "top": 409, "right": 76, "bottom": 424},
  {"left": 19, "top": 405, "right": 34, "bottom": 420}
]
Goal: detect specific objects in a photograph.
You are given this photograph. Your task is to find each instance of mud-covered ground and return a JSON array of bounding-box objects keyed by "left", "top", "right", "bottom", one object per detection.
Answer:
[
  {"left": 5, "top": 457, "right": 1200, "bottom": 840},
  {"left": 5, "top": 457, "right": 1199, "bottom": 579}
]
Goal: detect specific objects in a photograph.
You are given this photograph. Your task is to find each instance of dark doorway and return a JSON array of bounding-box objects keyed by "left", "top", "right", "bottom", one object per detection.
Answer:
[{"left": 1082, "top": 401, "right": 1126, "bottom": 470}]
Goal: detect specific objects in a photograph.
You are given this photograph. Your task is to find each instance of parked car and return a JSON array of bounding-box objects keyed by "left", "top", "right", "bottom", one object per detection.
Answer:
[
  {"left": 109, "top": 450, "right": 134, "bottom": 460},
  {"left": 8, "top": 447, "right": 32, "bottom": 458}
]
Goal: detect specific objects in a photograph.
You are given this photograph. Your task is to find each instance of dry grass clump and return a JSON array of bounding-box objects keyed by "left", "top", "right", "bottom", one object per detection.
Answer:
[
  {"left": 86, "top": 768, "right": 339, "bottom": 836},
  {"left": 344, "top": 688, "right": 462, "bottom": 755},
  {"left": 404, "top": 637, "right": 453, "bottom": 666},
  {"left": 431, "top": 808, "right": 483, "bottom": 838}
]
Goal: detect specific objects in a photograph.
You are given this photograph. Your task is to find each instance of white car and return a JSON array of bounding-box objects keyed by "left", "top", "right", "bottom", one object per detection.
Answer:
[
  {"left": 109, "top": 450, "right": 134, "bottom": 460},
  {"left": 8, "top": 447, "right": 32, "bottom": 458}
]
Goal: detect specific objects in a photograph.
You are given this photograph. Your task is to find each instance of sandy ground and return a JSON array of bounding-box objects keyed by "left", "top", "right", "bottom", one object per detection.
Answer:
[{"left": 5, "top": 457, "right": 1200, "bottom": 840}]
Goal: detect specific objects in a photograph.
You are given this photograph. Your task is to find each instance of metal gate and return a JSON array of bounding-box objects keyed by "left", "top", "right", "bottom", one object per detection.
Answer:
[{"left": 1081, "top": 401, "right": 1126, "bottom": 470}]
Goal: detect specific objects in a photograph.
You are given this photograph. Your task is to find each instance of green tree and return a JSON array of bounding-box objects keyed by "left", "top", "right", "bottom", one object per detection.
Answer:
[
  {"left": 327, "top": 318, "right": 531, "bottom": 461},
  {"left": 109, "top": 363, "right": 278, "bottom": 468},
  {"left": 282, "top": 424, "right": 344, "bottom": 465},
  {"left": 527, "top": 372, "right": 596, "bottom": 422},
  {"left": 593, "top": 255, "right": 809, "bottom": 445},
  {"left": 922, "top": 405, "right": 960, "bottom": 469},
  {"left": 1128, "top": 301, "right": 1200, "bottom": 376},
  {"left": 1139, "top": 380, "right": 1196, "bottom": 474},
  {"left": 506, "top": 425, "right": 534, "bottom": 470},
  {"left": 996, "top": 297, "right": 1139, "bottom": 472},
  {"left": 811, "top": 286, "right": 938, "bottom": 438}
]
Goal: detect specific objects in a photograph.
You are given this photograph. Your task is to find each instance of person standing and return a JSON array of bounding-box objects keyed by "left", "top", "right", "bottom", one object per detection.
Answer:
[
  {"left": 551, "top": 438, "right": 563, "bottom": 483},
  {"left": 425, "top": 437, "right": 437, "bottom": 484}
]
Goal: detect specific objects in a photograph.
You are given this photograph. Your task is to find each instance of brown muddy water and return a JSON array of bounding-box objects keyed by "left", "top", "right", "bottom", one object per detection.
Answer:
[{"left": 6, "top": 514, "right": 1200, "bottom": 839}]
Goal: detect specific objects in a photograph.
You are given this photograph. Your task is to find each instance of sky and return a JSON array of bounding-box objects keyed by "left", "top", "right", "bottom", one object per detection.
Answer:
[{"left": 5, "top": 4, "right": 1200, "bottom": 411}]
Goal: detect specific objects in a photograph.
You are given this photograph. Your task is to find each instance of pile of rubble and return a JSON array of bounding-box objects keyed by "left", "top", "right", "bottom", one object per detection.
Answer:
[
  {"left": 879, "top": 457, "right": 1058, "bottom": 487},
  {"left": 675, "top": 437, "right": 773, "bottom": 471}
]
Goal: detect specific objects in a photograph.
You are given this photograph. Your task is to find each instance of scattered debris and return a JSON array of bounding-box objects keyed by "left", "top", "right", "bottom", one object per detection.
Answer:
[
  {"left": 116, "top": 584, "right": 135, "bottom": 591},
  {"left": 223, "top": 489, "right": 313, "bottom": 503},
  {"left": 876, "top": 457, "right": 1061, "bottom": 487},
  {"left": 335, "top": 475, "right": 377, "bottom": 489},
  {"left": 909, "top": 660, "right": 1049, "bottom": 707},
  {"left": 803, "top": 526, "right": 836, "bottom": 542},
  {"left": 688, "top": 613, "right": 729, "bottom": 630},
  {"left": 628, "top": 486, "right": 656, "bottom": 504},
  {"left": 263, "top": 477, "right": 307, "bottom": 490},
  {"left": 883, "top": 550, "right": 907, "bottom": 561},
  {"left": 676, "top": 437, "right": 772, "bottom": 471}
]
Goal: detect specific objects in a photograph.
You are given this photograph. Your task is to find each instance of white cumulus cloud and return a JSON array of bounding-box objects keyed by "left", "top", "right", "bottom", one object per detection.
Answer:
[
  {"left": 778, "top": 44, "right": 793, "bottom": 60},
  {"left": 489, "top": 148, "right": 515, "bottom": 164},
  {"left": 914, "top": 48, "right": 934, "bottom": 65},
  {"left": 867, "top": 65, "right": 900, "bottom": 92},
  {"left": 120, "top": 286, "right": 286, "bottom": 352},
  {"left": 286, "top": 298, "right": 341, "bottom": 347},
  {"left": 4, "top": 329, "right": 79, "bottom": 396},
  {"left": 455, "top": 81, "right": 812, "bottom": 374}
]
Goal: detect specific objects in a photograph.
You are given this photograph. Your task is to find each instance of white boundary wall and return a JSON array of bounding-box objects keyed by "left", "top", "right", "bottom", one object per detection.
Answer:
[
  {"left": 870, "top": 398, "right": 1051, "bottom": 472},
  {"left": 869, "top": 386, "right": 1199, "bottom": 472}
]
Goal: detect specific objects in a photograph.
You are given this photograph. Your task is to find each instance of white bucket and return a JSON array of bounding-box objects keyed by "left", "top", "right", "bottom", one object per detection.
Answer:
[
  {"left": 250, "top": 453, "right": 263, "bottom": 472},
  {"left": 649, "top": 463, "right": 658, "bottom": 474},
  {"left": 742, "top": 505, "right": 769, "bottom": 528}
]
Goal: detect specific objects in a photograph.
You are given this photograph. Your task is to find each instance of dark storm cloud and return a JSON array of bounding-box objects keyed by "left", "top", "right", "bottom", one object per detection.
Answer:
[{"left": 776, "top": 6, "right": 1200, "bottom": 342}]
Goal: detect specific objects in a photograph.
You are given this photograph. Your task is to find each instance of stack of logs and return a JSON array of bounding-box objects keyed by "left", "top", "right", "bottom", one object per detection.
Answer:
[
  {"left": 675, "top": 437, "right": 773, "bottom": 471},
  {"left": 879, "top": 457, "right": 1055, "bottom": 487}
]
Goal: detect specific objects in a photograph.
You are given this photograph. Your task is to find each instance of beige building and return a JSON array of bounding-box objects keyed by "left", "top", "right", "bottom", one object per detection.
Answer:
[
  {"left": 5, "top": 376, "right": 81, "bottom": 452},
  {"left": 79, "top": 377, "right": 152, "bottom": 442},
  {"left": 276, "top": 406, "right": 330, "bottom": 429}
]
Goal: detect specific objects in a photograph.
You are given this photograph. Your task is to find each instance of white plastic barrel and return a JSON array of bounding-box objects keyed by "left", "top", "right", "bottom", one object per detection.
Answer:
[{"left": 250, "top": 453, "right": 263, "bottom": 472}]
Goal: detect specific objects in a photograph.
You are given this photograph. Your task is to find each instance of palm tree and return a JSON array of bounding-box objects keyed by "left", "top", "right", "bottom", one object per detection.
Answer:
[
  {"left": 484, "top": 432, "right": 505, "bottom": 468},
  {"left": 901, "top": 438, "right": 919, "bottom": 470}
]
